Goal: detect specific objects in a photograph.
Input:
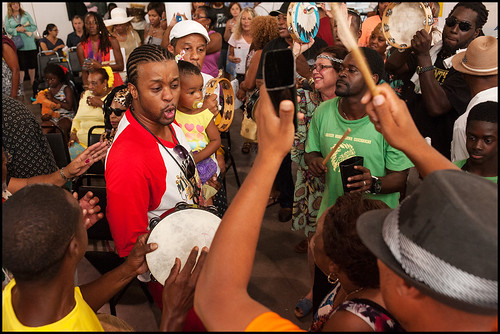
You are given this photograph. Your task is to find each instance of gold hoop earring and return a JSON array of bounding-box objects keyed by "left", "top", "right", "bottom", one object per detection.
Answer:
[{"left": 327, "top": 273, "right": 339, "bottom": 285}]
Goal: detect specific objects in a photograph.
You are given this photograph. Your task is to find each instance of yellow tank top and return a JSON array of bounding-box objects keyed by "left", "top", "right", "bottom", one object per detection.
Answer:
[{"left": 2, "top": 279, "right": 104, "bottom": 331}]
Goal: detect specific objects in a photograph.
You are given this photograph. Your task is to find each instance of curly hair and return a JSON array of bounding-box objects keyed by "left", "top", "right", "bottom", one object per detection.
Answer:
[
  {"left": 250, "top": 16, "right": 279, "bottom": 51},
  {"left": 3, "top": 184, "right": 81, "bottom": 282},
  {"left": 232, "top": 7, "right": 256, "bottom": 41},
  {"left": 322, "top": 192, "right": 389, "bottom": 288}
]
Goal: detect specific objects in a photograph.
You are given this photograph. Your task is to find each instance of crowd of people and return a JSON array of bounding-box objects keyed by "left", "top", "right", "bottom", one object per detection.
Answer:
[{"left": 2, "top": 1, "right": 497, "bottom": 332}]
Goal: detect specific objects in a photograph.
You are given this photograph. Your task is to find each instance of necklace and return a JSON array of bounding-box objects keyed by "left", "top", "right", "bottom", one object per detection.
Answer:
[
  {"left": 339, "top": 98, "right": 367, "bottom": 120},
  {"left": 344, "top": 287, "right": 364, "bottom": 301}
]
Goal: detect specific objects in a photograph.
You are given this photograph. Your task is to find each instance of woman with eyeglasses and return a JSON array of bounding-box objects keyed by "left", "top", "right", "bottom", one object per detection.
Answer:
[
  {"left": 193, "top": 5, "right": 223, "bottom": 79},
  {"left": 291, "top": 45, "right": 348, "bottom": 320},
  {"left": 40, "top": 23, "right": 65, "bottom": 57}
]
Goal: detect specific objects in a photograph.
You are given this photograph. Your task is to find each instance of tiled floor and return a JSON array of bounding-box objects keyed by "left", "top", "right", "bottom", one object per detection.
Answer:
[{"left": 22, "top": 80, "right": 314, "bottom": 331}]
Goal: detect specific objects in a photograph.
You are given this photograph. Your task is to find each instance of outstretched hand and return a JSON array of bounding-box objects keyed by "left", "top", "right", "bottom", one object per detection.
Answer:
[
  {"left": 75, "top": 191, "right": 104, "bottom": 229},
  {"left": 65, "top": 141, "right": 109, "bottom": 178},
  {"left": 160, "top": 246, "right": 208, "bottom": 331},
  {"left": 123, "top": 233, "right": 158, "bottom": 276}
]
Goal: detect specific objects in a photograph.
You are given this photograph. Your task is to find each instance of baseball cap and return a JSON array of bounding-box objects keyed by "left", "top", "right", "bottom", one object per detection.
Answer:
[
  {"left": 270, "top": 2, "right": 290, "bottom": 16},
  {"left": 357, "top": 169, "right": 498, "bottom": 315},
  {"left": 169, "top": 20, "right": 210, "bottom": 43}
]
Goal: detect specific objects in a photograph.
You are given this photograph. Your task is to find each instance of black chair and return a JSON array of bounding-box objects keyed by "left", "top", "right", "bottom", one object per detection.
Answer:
[
  {"left": 43, "top": 125, "right": 71, "bottom": 169},
  {"left": 221, "top": 131, "right": 241, "bottom": 190},
  {"left": 78, "top": 185, "right": 154, "bottom": 316},
  {"left": 75, "top": 125, "right": 106, "bottom": 188}
]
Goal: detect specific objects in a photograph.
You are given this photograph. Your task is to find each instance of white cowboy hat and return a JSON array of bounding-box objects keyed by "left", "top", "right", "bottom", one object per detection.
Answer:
[{"left": 104, "top": 7, "right": 134, "bottom": 27}]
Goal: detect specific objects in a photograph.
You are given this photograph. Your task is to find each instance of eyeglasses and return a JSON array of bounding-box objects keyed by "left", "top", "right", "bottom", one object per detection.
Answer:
[
  {"left": 445, "top": 16, "right": 473, "bottom": 32},
  {"left": 312, "top": 64, "right": 335, "bottom": 72},
  {"left": 173, "top": 145, "right": 200, "bottom": 204},
  {"left": 108, "top": 107, "right": 127, "bottom": 116}
]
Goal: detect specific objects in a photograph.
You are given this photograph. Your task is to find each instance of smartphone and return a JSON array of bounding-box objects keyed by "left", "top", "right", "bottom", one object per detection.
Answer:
[{"left": 263, "top": 48, "right": 297, "bottom": 119}]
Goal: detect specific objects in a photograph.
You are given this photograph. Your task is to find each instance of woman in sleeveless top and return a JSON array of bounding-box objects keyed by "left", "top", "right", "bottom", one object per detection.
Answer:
[
  {"left": 143, "top": 2, "right": 165, "bottom": 46},
  {"left": 194, "top": 6, "right": 223, "bottom": 78},
  {"left": 77, "top": 12, "right": 124, "bottom": 90},
  {"left": 309, "top": 193, "right": 404, "bottom": 332}
]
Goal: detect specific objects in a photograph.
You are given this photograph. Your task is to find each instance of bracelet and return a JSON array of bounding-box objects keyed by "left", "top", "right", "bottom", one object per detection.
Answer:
[{"left": 60, "top": 167, "right": 77, "bottom": 182}]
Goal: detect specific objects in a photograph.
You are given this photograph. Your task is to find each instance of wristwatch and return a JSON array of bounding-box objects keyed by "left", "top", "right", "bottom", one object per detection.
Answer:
[
  {"left": 370, "top": 176, "right": 382, "bottom": 194},
  {"left": 416, "top": 65, "right": 435, "bottom": 75}
]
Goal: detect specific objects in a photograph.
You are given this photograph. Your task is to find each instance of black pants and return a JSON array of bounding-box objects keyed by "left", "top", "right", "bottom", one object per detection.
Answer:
[{"left": 276, "top": 153, "right": 294, "bottom": 209}]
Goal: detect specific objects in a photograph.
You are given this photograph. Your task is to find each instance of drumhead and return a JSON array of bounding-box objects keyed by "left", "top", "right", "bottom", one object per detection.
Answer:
[
  {"left": 382, "top": 2, "right": 433, "bottom": 49},
  {"left": 146, "top": 208, "right": 221, "bottom": 285},
  {"left": 287, "top": 2, "right": 319, "bottom": 43}
]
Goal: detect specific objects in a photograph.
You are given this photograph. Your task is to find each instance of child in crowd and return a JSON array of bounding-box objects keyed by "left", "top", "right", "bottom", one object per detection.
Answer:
[
  {"left": 175, "top": 60, "right": 221, "bottom": 204},
  {"left": 39, "top": 63, "right": 76, "bottom": 138},
  {"left": 453, "top": 101, "right": 497, "bottom": 183}
]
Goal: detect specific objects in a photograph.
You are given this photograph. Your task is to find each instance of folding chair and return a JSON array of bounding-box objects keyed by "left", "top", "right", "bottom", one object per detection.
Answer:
[
  {"left": 78, "top": 185, "right": 154, "bottom": 316},
  {"left": 74, "top": 125, "right": 106, "bottom": 189},
  {"left": 42, "top": 124, "right": 71, "bottom": 169}
]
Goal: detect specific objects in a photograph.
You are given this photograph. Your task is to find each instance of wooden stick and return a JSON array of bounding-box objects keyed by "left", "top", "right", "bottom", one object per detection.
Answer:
[
  {"left": 322, "top": 128, "right": 351, "bottom": 166},
  {"left": 330, "top": 3, "right": 378, "bottom": 96}
]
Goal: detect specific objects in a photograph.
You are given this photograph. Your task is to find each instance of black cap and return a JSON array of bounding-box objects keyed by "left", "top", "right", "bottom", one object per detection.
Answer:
[{"left": 270, "top": 2, "right": 290, "bottom": 16}]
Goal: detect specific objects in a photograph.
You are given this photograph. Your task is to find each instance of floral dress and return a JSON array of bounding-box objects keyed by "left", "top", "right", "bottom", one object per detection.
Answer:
[{"left": 291, "top": 88, "right": 325, "bottom": 237}]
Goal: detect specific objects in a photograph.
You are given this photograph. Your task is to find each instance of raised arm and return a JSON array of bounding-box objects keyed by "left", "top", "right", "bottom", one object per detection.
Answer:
[
  {"left": 194, "top": 87, "right": 297, "bottom": 330},
  {"left": 361, "top": 83, "right": 459, "bottom": 178}
]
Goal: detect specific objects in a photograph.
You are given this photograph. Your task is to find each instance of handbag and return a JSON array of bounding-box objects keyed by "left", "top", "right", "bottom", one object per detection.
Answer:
[
  {"left": 11, "top": 35, "right": 24, "bottom": 50},
  {"left": 240, "top": 111, "right": 258, "bottom": 143}
]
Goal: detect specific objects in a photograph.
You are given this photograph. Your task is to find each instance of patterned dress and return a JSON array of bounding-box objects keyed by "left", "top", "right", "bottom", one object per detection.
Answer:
[{"left": 291, "top": 88, "right": 325, "bottom": 237}]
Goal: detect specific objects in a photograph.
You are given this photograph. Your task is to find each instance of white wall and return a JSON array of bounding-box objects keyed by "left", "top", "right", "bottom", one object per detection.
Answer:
[{"left": 3, "top": 2, "right": 498, "bottom": 42}]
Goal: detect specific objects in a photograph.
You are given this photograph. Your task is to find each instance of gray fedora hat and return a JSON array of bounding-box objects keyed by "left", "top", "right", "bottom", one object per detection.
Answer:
[{"left": 357, "top": 169, "right": 497, "bottom": 315}]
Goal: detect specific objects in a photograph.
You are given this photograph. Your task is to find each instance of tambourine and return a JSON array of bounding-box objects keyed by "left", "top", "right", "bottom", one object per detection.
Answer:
[
  {"left": 382, "top": 2, "right": 433, "bottom": 49},
  {"left": 287, "top": 2, "right": 320, "bottom": 44},
  {"left": 146, "top": 203, "right": 220, "bottom": 285},
  {"left": 205, "top": 77, "right": 235, "bottom": 132}
]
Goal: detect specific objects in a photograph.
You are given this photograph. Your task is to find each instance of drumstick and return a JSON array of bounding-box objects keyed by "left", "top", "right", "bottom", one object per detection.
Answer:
[
  {"left": 329, "top": 3, "right": 378, "bottom": 96},
  {"left": 322, "top": 128, "right": 351, "bottom": 166}
]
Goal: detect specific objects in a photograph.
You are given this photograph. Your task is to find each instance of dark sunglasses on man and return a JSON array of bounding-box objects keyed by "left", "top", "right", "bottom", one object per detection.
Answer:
[{"left": 445, "top": 16, "right": 473, "bottom": 32}]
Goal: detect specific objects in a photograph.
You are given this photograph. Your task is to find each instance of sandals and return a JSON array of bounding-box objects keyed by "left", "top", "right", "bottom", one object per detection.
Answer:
[
  {"left": 294, "top": 297, "right": 313, "bottom": 318},
  {"left": 241, "top": 142, "right": 251, "bottom": 154}
]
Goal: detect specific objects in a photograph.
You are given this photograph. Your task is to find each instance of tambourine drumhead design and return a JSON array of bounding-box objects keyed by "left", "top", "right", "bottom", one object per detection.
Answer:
[
  {"left": 382, "top": 2, "right": 433, "bottom": 49},
  {"left": 146, "top": 206, "right": 221, "bottom": 285},
  {"left": 287, "top": 2, "right": 319, "bottom": 44},
  {"left": 205, "top": 77, "right": 235, "bottom": 132}
]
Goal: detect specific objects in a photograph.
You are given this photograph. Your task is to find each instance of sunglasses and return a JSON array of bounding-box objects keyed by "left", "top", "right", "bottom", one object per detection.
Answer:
[
  {"left": 108, "top": 107, "right": 127, "bottom": 116},
  {"left": 173, "top": 145, "right": 200, "bottom": 204},
  {"left": 445, "top": 16, "right": 473, "bottom": 32}
]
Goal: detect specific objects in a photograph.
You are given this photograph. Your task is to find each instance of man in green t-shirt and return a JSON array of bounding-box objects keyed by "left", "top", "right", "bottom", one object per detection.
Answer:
[{"left": 305, "top": 47, "right": 413, "bottom": 219}]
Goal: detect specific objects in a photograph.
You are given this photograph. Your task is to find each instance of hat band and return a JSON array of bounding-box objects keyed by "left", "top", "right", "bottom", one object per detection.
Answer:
[
  {"left": 317, "top": 54, "right": 343, "bottom": 64},
  {"left": 382, "top": 205, "right": 498, "bottom": 309},
  {"left": 461, "top": 60, "right": 498, "bottom": 73}
]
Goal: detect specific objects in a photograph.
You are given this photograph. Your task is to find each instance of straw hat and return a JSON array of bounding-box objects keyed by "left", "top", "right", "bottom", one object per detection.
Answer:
[
  {"left": 451, "top": 36, "right": 498, "bottom": 76},
  {"left": 104, "top": 7, "right": 134, "bottom": 27}
]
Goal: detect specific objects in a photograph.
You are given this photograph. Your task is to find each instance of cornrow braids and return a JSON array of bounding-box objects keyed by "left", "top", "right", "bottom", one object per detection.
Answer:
[
  {"left": 126, "top": 44, "right": 174, "bottom": 87},
  {"left": 452, "top": 2, "right": 489, "bottom": 30},
  {"left": 82, "top": 12, "right": 112, "bottom": 56}
]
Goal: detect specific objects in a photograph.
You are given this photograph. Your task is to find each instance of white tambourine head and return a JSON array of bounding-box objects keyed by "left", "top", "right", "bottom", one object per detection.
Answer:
[{"left": 146, "top": 209, "right": 221, "bottom": 285}]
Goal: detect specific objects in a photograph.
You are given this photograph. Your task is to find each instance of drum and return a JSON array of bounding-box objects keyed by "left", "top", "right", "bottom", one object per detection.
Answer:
[
  {"left": 146, "top": 203, "right": 221, "bottom": 285},
  {"left": 382, "top": 2, "right": 433, "bottom": 49},
  {"left": 287, "top": 2, "right": 320, "bottom": 44},
  {"left": 205, "top": 77, "right": 235, "bottom": 132}
]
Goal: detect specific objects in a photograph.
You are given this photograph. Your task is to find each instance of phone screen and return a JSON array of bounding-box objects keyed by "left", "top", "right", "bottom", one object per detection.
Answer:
[{"left": 263, "top": 48, "right": 297, "bottom": 119}]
